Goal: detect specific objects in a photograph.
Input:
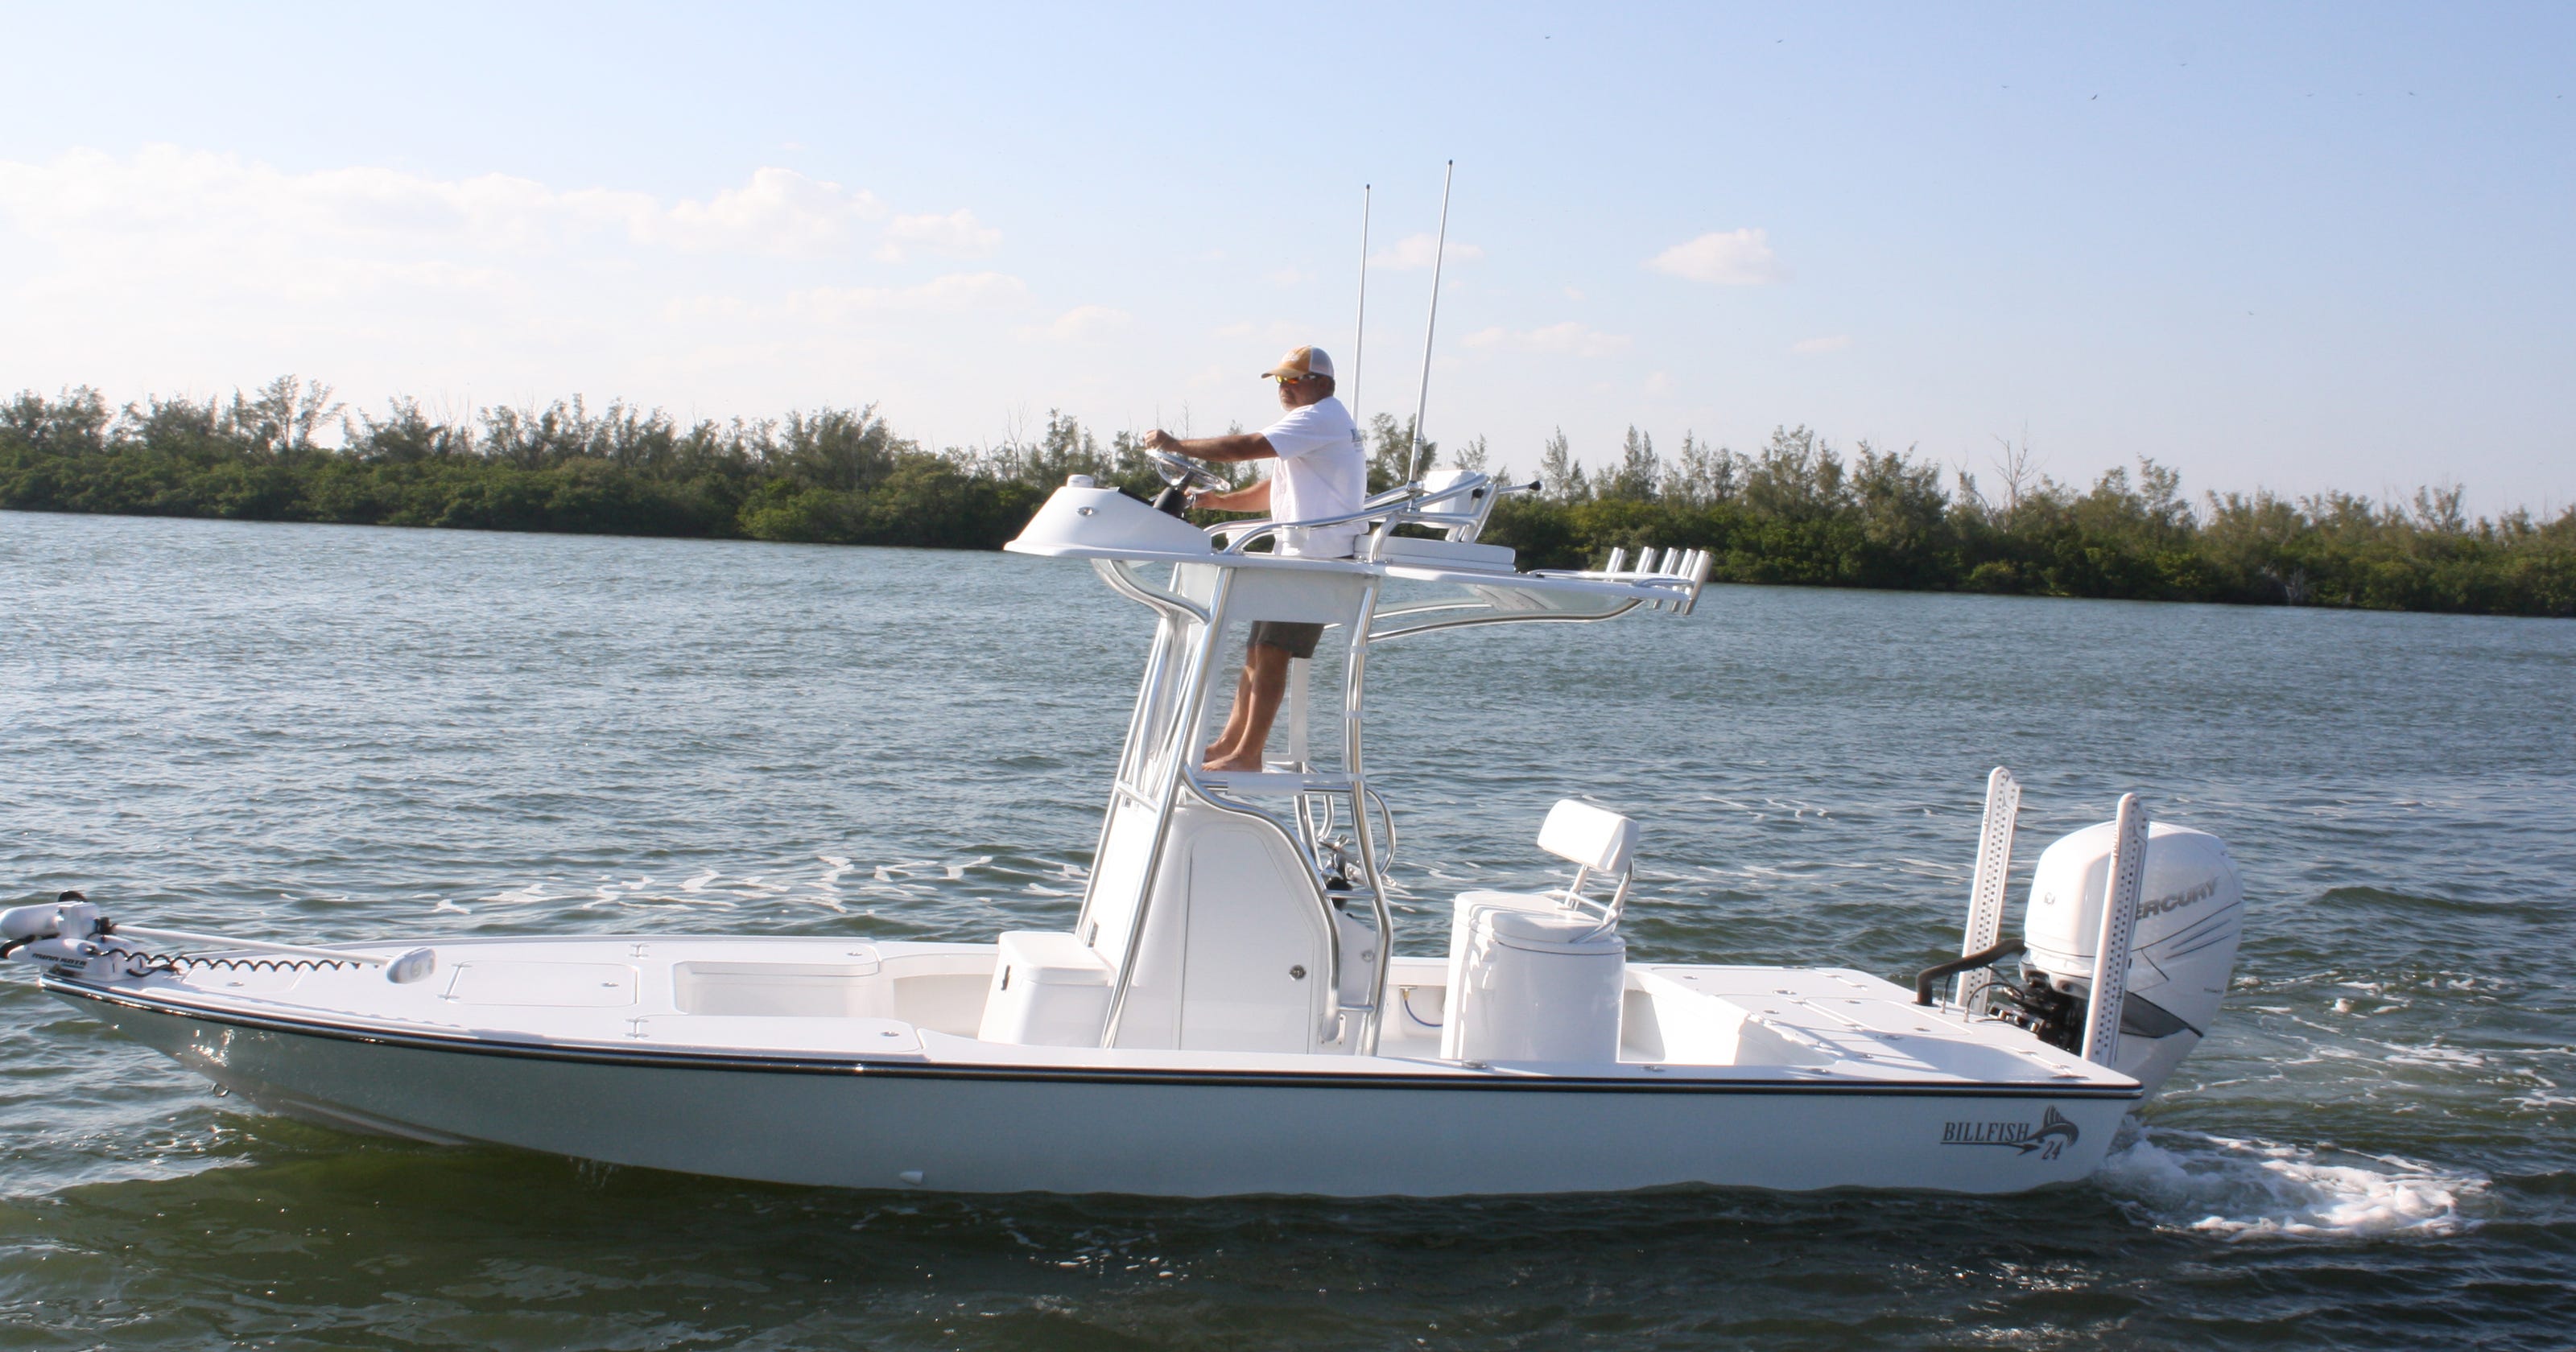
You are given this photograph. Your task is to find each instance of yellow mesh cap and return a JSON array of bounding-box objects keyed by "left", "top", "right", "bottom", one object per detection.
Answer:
[{"left": 1261, "top": 345, "right": 1335, "bottom": 381}]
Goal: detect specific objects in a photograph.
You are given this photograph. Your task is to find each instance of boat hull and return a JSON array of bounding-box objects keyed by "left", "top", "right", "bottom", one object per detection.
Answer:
[{"left": 67, "top": 984, "right": 2135, "bottom": 1197}]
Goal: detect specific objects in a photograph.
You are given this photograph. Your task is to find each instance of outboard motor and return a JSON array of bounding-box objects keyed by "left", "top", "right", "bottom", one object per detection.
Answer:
[{"left": 1996, "top": 822, "right": 2245, "bottom": 1096}]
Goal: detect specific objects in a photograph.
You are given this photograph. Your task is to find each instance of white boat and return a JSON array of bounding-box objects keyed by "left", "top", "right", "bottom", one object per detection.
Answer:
[{"left": 2, "top": 464, "right": 2248, "bottom": 1197}]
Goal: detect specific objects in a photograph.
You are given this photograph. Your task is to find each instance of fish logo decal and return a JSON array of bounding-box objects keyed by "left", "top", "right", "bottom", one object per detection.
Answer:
[
  {"left": 2017, "top": 1107, "right": 2080, "bottom": 1156},
  {"left": 1940, "top": 1106, "right": 2081, "bottom": 1160}
]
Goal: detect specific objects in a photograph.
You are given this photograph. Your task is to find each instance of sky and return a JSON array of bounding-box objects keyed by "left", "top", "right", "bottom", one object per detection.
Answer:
[{"left": 2, "top": 2, "right": 2569, "bottom": 513}]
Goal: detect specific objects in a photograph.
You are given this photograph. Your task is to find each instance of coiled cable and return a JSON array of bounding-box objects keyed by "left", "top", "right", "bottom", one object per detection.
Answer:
[{"left": 108, "top": 949, "right": 361, "bottom": 979}]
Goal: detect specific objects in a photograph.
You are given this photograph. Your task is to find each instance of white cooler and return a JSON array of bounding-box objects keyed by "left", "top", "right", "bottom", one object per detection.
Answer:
[{"left": 1440, "top": 891, "right": 1626, "bottom": 1064}]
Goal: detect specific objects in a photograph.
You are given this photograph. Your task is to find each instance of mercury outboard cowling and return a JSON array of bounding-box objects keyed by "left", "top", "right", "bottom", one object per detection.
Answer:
[{"left": 1998, "top": 821, "right": 2245, "bottom": 1096}]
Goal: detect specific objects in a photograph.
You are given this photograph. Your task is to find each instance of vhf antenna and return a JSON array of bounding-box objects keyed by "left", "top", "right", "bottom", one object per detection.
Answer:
[
  {"left": 1406, "top": 160, "right": 1454, "bottom": 484},
  {"left": 1352, "top": 184, "right": 1370, "bottom": 431}
]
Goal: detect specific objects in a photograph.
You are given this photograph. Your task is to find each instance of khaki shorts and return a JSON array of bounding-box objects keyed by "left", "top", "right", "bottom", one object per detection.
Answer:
[{"left": 1249, "top": 620, "right": 1325, "bottom": 659}]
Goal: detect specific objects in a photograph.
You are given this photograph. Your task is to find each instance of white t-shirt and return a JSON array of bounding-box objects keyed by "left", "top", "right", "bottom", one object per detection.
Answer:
[{"left": 1257, "top": 395, "right": 1365, "bottom": 558}]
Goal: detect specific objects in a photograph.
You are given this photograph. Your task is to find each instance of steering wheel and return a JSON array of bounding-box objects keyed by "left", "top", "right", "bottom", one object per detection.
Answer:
[{"left": 1149, "top": 448, "right": 1225, "bottom": 493}]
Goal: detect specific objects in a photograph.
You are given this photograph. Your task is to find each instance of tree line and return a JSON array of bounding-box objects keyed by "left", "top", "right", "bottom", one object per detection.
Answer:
[{"left": 3, "top": 377, "right": 2568, "bottom": 618}]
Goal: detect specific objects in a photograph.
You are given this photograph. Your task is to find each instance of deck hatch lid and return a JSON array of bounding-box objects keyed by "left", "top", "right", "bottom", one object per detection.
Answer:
[{"left": 443, "top": 961, "right": 638, "bottom": 1008}]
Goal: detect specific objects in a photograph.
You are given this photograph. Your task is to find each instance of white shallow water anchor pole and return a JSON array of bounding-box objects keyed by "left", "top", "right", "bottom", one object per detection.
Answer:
[
  {"left": 2082, "top": 793, "right": 2149, "bottom": 1066},
  {"left": 1955, "top": 766, "right": 2021, "bottom": 1014}
]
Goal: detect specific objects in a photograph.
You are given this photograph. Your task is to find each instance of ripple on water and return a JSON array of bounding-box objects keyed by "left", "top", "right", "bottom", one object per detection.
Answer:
[{"left": 3, "top": 512, "right": 2574, "bottom": 1350}]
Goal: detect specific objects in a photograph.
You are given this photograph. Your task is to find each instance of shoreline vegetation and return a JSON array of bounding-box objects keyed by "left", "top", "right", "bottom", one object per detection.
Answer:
[{"left": 5, "top": 377, "right": 2569, "bottom": 618}]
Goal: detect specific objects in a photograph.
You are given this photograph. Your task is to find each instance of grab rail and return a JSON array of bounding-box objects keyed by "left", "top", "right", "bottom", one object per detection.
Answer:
[
  {"left": 1210, "top": 493, "right": 1424, "bottom": 554},
  {"left": 1092, "top": 558, "right": 1208, "bottom": 624},
  {"left": 1205, "top": 474, "right": 1501, "bottom": 555},
  {"left": 1094, "top": 568, "right": 1232, "bottom": 1048},
  {"left": 1915, "top": 939, "right": 2026, "bottom": 1008}
]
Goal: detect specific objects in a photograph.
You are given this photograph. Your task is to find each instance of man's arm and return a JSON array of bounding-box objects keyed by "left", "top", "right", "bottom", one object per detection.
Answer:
[
  {"left": 1143, "top": 429, "right": 1276, "bottom": 463},
  {"left": 1189, "top": 480, "right": 1271, "bottom": 513}
]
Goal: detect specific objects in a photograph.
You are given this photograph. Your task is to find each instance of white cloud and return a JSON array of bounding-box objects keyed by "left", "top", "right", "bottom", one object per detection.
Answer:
[
  {"left": 906, "top": 271, "right": 1026, "bottom": 307},
  {"left": 875, "top": 208, "right": 1002, "bottom": 262},
  {"left": 1463, "top": 322, "right": 1631, "bottom": 358},
  {"left": 1790, "top": 334, "right": 1853, "bottom": 354},
  {"left": 0, "top": 147, "right": 891, "bottom": 267},
  {"left": 651, "top": 167, "right": 886, "bottom": 254},
  {"left": 1647, "top": 228, "right": 1782, "bottom": 285},
  {"left": 795, "top": 272, "right": 1030, "bottom": 322},
  {"left": 0, "top": 146, "right": 1045, "bottom": 412},
  {"left": 1369, "top": 233, "right": 1484, "bottom": 270},
  {"left": 1020, "top": 304, "right": 1132, "bottom": 342}
]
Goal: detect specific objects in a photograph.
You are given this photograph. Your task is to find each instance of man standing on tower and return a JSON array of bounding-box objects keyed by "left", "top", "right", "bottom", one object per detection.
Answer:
[{"left": 1141, "top": 344, "right": 1366, "bottom": 772}]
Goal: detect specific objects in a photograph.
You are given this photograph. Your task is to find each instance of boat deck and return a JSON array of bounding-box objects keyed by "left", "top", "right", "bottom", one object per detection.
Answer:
[{"left": 49, "top": 935, "right": 2135, "bottom": 1093}]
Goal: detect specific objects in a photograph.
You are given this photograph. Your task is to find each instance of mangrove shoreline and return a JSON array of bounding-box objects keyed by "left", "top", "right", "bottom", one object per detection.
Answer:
[{"left": 5, "top": 379, "right": 2569, "bottom": 618}]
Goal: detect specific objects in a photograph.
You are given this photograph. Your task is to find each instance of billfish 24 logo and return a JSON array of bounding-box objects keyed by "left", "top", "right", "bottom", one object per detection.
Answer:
[{"left": 1941, "top": 1106, "right": 2080, "bottom": 1160}]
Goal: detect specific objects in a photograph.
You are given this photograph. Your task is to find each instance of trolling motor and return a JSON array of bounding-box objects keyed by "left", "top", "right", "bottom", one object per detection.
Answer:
[
  {"left": 0, "top": 891, "right": 437, "bottom": 985},
  {"left": 1146, "top": 448, "right": 1225, "bottom": 517}
]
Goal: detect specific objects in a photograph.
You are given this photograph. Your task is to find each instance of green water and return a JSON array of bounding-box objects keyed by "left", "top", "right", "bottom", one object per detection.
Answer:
[{"left": 3, "top": 509, "right": 2570, "bottom": 1349}]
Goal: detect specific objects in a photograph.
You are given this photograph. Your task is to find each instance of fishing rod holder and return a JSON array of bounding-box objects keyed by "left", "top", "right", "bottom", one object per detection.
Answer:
[{"left": 1531, "top": 547, "right": 1714, "bottom": 612}]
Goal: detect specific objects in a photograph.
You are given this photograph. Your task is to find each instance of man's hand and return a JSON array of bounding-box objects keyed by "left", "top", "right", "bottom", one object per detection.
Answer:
[{"left": 1143, "top": 429, "right": 1179, "bottom": 454}]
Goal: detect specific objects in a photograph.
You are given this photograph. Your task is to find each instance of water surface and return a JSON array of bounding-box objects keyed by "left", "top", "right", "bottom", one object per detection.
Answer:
[{"left": 3, "top": 510, "right": 2570, "bottom": 1349}]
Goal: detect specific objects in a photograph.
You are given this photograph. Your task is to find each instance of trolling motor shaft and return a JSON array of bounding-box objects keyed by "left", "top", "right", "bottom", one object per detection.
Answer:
[{"left": 1, "top": 891, "right": 437, "bottom": 984}]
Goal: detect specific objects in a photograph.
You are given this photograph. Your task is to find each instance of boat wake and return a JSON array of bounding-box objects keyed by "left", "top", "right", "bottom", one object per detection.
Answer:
[{"left": 2097, "top": 1126, "right": 2487, "bottom": 1240}]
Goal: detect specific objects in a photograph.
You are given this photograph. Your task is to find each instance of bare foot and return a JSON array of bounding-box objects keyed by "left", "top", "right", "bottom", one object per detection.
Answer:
[{"left": 1201, "top": 752, "right": 1265, "bottom": 773}]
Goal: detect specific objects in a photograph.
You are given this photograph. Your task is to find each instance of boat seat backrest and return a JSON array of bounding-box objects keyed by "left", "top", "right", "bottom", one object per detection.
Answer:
[
  {"left": 1536, "top": 799, "right": 1637, "bottom": 922},
  {"left": 1539, "top": 799, "right": 1635, "bottom": 874}
]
